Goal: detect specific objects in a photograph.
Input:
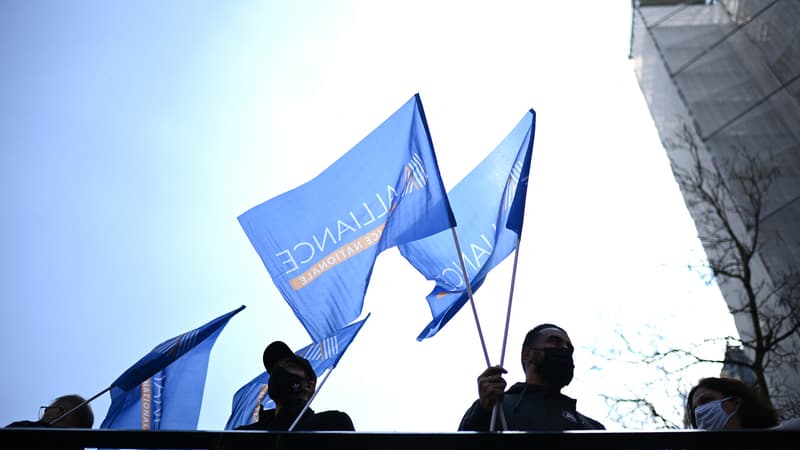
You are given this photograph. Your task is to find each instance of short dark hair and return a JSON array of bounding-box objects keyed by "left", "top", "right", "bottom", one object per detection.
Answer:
[
  {"left": 684, "top": 377, "right": 778, "bottom": 429},
  {"left": 521, "top": 323, "right": 571, "bottom": 370},
  {"left": 51, "top": 394, "right": 93, "bottom": 428},
  {"left": 523, "top": 323, "right": 568, "bottom": 348}
]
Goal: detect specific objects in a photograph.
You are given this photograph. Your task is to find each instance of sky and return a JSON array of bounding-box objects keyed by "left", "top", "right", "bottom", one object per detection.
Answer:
[{"left": 0, "top": 1, "right": 740, "bottom": 432}]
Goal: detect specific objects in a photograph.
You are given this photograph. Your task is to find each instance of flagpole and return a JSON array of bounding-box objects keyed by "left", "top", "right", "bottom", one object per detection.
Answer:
[
  {"left": 490, "top": 235, "right": 522, "bottom": 432},
  {"left": 288, "top": 369, "right": 333, "bottom": 431},
  {"left": 450, "top": 227, "right": 503, "bottom": 431},
  {"left": 449, "top": 227, "right": 491, "bottom": 368},
  {"left": 499, "top": 235, "right": 521, "bottom": 369},
  {"left": 49, "top": 387, "right": 110, "bottom": 426}
]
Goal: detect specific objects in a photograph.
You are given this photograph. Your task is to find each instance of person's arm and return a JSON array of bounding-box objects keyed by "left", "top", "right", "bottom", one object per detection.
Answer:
[
  {"left": 459, "top": 366, "right": 507, "bottom": 431},
  {"left": 458, "top": 400, "right": 492, "bottom": 431}
]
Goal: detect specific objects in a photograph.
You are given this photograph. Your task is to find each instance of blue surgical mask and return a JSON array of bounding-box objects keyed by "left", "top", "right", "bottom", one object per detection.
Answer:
[{"left": 694, "top": 397, "right": 738, "bottom": 430}]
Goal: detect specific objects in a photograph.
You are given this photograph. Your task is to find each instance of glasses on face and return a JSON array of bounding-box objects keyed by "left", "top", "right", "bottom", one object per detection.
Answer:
[{"left": 38, "top": 405, "right": 64, "bottom": 421}]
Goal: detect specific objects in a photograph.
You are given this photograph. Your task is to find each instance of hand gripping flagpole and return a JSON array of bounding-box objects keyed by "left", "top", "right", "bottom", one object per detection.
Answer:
[
  {"left": 492, "top": 110, "right": 534, "bottom": 432},
  {"left": 490, "top": 234, "right": 522, "bottom": 432},
  {"left": 450, "top": 228, "right": 507, "bottom": 432}
]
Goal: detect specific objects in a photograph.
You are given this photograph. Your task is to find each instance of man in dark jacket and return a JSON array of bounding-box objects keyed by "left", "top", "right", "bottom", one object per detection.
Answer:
[
  {"left": 6, "top": 394, "right": 94, "bottom": 429},
  {"left": 459, "top": 323, "right": 605, "bottom": 431},
  {"left": 236, "top": 341, "right": 354, "bottom": 431}
]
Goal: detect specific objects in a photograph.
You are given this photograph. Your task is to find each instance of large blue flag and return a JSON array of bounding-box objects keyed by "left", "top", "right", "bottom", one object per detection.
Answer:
[
  {"left": 100, "top": 305, "right": 244, "bottom": 431},
  {"left": 399, "top": 110, "right": 536, "bottom": 340},
  {"left": 238, "top": 94, "right": 454, "bottom": 342},
  {"left": 224, "top": 316, "right": 369, "bottom": 430}
]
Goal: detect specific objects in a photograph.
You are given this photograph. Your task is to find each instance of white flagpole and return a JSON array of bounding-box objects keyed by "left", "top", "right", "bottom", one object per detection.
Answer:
[
  {"left": 450, "top": 227, "right": 508, "bottom": 432},
  {"left": 288, "top": 369, "right": 333, "bottom": 431},
  {"left": 449, "top": 227, "right": 491, "bottom": 368},
  {"left": 499, "top": 235, "right": 521, "bottom": 369},
  {"left": 491, "top": 235, "right": 522, "bottom": 432}
]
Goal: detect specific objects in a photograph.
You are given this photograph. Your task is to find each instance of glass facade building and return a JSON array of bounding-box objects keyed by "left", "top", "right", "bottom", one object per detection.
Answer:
[{"left": 630, "top": 0, "right": 800, "bottom": 413}]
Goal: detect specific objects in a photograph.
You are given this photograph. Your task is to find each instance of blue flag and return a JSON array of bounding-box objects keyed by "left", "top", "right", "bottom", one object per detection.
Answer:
[
  {"left": 238, "top": 94, "right": 454, "bottom": 342},
  {"left": 224, "top": 316, "right": 369, "bottom": 430},
  {"left": 399, "top": 110, "right": 536, "bottom": 340},
  {"left": 100, "top": 305, "right": 244, "bottom": 431}
]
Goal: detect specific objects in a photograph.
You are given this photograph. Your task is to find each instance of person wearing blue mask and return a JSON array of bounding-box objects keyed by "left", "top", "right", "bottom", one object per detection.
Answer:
[{"left": 685, "top": 377, "right": 778, "bottom": 430}]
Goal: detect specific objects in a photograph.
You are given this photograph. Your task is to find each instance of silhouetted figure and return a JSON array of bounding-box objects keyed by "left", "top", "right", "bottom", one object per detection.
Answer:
[
  {"left": 5, "top": 394, "right": 93, "bottom": 450},
  {"left": 459, "top": 323, "right": 605, "bottom": 431},
  {"left": 6, "top": 394, "right": 93, "bottom": 429},
  {"left": 236, "top": 341, "right": 354, "bottom": 431}
]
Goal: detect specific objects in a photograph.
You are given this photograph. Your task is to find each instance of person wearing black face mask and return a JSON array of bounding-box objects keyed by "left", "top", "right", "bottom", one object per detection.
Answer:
[
  {"left": 235, "top": 341, "right": 354, "bottom": 431},
  {"left": 458, "top": 323, "right": 605, "bottom": 431}
]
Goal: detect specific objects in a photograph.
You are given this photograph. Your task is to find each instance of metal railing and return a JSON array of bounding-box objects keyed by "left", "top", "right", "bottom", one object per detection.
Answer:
[{"left": 2, "top": 427, "right": 798, "bottom": 450}]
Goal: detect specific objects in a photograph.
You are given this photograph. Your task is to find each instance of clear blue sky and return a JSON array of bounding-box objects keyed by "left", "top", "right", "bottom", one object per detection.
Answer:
[{"left": 0, "top": 1, "right": 737, "bottom": 431}]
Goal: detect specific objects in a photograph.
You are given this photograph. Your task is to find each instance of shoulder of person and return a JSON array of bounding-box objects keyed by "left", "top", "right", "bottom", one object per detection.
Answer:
[
  {"left": 773, "top": 417, "right": 800, "bottom": 430},
  {"left": 505, "top": 382, "right": 528, "bottom": 394},
  {"left": 310, "top": 410, "right": 355, "bottom": 431},
  {"left": 5, "top": 420, "right": 51, "bottom": 428},
  {"left": 576, "top": 412, "right": 605, "bottom": 430},
  {"left": 234, "top": 421, "right": 265, "bottom": 430}
]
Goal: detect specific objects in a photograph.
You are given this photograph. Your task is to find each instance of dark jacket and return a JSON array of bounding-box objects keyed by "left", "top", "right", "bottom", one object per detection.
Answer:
[
  {"left": 458, "top": 382, "right": 605, "bottom": 431},
  {"left": 4, "top": 421, "right": 86, "bottom": 450},
  {"left": 235, "top": 401, "right": 354, "bottom": 432}
]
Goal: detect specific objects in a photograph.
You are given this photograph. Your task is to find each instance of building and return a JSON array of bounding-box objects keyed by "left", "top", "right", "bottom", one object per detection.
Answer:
[{"left": 629, "top": 0, "right": 800, "bottom": 414}]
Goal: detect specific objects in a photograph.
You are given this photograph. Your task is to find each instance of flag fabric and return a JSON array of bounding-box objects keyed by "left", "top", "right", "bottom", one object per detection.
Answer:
[
  {"left": 238, "top": 94, "right": 454, "bottom": 342},
  {"left": 225, "top": 371, "right": 272, "bottom": 431},
  {"left": 399, "top": 110, "right": 536, "bottom": 340},
  {"left": 100, "top": 305, "right": 245, "bottom": 431},
  {"left": 224, "top": 316, "right": 369, "bottom": 430}
]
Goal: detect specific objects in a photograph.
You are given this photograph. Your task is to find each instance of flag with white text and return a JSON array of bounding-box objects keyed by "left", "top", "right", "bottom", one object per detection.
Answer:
[
  {"left": 399, "top": 110, "right": 536, "bottom": 340},
  {"left": 238, "top": 94, "right": 454, "bottom": 341},
  {"left": 224, "top": 316, "right": 369, "bottom": 429},
  {"left": 100, "top": 305, "right": 244, "bottom": 431}
]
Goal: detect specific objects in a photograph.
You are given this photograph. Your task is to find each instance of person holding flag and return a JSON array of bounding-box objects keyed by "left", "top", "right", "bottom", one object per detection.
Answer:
[
  {"left": 6, "top": 394, "right": 93, "bottom": 429},
  {"left": 458, "top": 323, "right": 605, "bottom": 431},
  {"left": 235, "top": 340, "right": 354, "bottom": 431},
  {"left": 96, "top": 305, "right": 245, "bottom": 433},
  {"left": 225, "top": 316, "right": 367, "bottom": 431}
]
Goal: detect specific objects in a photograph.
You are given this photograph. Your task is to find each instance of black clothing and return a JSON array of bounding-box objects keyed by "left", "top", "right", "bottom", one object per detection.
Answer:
[
  {"left": 458, "top": 382, "right": 605, "bottom": 431},
  {"left": 4, "top": 420, "right": 85, "bottom": 450},
  {"left": 235, "top": 401, "right": 354, "bottom": 431},
  {"left": 5, "top": 420, "right": 47, "bottom": 428}
]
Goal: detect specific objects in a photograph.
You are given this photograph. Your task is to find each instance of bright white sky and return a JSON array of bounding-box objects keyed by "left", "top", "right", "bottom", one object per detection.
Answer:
[{"left": 0, "top": 1, "right": 739, "bottom": 432}]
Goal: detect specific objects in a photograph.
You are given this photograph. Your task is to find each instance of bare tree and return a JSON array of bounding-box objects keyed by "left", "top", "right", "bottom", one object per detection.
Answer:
[
  {"left": 596, "top": 123, "right": 800, "bottom": 428},
  {"left": 670, "top": 123, "right": 800, "bottom": 416}
]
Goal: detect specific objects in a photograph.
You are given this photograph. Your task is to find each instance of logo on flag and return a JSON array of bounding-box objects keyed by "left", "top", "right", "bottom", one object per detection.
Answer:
[
  {"left": 238, "top": 94, "right": 454, "bottom": 342},
  {"left": 399, "top": 110, "right": 536, "bottom": 340}
]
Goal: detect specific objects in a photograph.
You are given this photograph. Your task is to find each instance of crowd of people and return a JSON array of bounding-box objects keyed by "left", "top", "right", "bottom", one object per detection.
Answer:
[{"left": 6, "top": 323, "right": 799, "bottom": 433}]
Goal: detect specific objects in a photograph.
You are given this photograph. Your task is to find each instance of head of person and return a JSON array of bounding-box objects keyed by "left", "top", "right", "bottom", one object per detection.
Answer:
[
  {"left": 685, "top": 376, "right": 778, "bottom": 430},
  {"left": 521, "top": 323, "right": 575, "bottom": 390},
  {"left": 41, "top": 394, "right": 93, "bottom": 428},
  {"left": 263, "top": 341, "right": 317, "bottom": 405}
]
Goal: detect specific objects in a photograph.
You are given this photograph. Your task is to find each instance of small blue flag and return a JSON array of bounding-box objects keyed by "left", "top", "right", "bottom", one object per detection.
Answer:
[
  {"left": 238, "top": 94, "right": 454, "bottom": 342},
  {"left": 399, "top": 110, "right": 536, "bottom": 340},
  {"left": 224, "top": 316, "right": 369, "bottom": 430},
  {"left": 100, "top": 305, "right": 244, "bottom": 431}
]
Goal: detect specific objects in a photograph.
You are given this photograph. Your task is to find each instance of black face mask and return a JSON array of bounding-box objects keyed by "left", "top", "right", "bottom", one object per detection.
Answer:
[
  {"left": 267, "top": 366, "right": 307, "bottom": 403},
  {"left": 533, "top": 347, "right": 574, "bottom": 388}
]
